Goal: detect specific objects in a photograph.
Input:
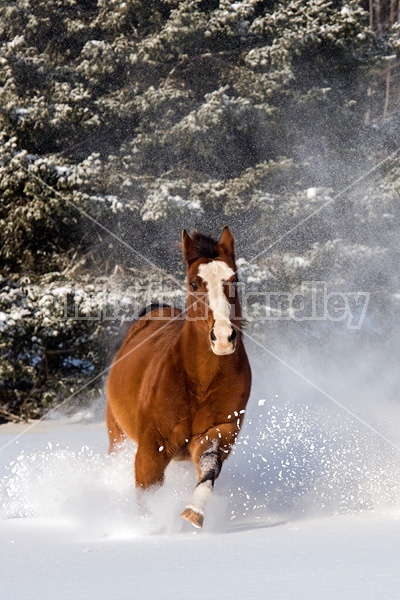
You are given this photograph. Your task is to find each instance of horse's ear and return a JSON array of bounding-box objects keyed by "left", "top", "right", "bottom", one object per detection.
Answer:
[
  {"left": 182, "top": 229, "right": 196, "bottom": 262},
  {"left": 219, "top": 225, "right": 235, "bottom": 259}
]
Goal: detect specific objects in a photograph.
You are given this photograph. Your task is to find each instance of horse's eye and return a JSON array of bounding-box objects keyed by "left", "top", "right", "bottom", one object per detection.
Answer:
[{"left": 190, "top": 281, "right": 199, "bottom": 291}]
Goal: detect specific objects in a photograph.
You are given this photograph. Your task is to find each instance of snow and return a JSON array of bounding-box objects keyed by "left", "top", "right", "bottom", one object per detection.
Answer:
[
  {"left": 54, "top": 165, "right": 71, "bottom": 177},
  {"left": 14, "top": 108, "right": 30, "bottom": 117},
  {"left": 1, "top": 511, "right": 400, "bottom": 600},
  {"left": 1, "top": 396, "right": 400, "bottom": 600},
  {"left": 0, "top": 308, "right": 30, "bottom": 331}
]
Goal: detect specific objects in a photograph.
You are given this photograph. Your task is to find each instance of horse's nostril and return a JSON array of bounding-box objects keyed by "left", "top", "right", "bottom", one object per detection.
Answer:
[
  {"left": 210, "top": 327, "right": 217, "bottom": 342},
  {"left": 228, "top": 328, "right": 237, "bottom": 343}
]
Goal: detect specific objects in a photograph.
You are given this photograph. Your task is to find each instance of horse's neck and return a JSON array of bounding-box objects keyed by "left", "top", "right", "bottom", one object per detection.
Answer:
[{"left": 179, "top": 322, "right": 222, "bottom": 388}]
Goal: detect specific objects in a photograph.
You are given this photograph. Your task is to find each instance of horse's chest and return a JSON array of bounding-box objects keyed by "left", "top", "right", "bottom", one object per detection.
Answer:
[{"left": 187, "top": 390, "right": 230, "bottom": 433}]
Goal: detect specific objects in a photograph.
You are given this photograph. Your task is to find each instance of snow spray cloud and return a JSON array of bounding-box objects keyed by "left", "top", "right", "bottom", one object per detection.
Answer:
[
  {"left": 223, "top": 397, "right": 400, "bottom": 521},
  {"left": 0, "top": 439, "right": 197, "bottom": 536},
  {"left": 2, "top": 399, "right": 400, "bottom": 534}
]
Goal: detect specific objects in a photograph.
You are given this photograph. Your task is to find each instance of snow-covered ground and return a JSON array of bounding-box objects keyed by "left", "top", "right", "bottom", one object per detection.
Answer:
[{"left": 1, "top": 389, "right": 400, "bottom": 600}]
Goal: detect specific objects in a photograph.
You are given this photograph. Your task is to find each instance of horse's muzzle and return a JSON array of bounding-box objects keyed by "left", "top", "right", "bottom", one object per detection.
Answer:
[{"left": 210, "top": 324, "right": 237, "bottom": 355}]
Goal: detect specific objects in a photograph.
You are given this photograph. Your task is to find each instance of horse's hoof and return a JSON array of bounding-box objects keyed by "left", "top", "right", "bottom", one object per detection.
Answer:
[{"left": 180, "top": 507, "right": 204, "bottom": 528}]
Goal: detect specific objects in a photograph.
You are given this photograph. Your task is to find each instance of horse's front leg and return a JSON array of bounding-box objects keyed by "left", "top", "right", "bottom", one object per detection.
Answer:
[
  {"left": 181, "top": 423, "right": 239, "bottom": 528},
  {"left": 135, "top": 428, "right": 171, "bottom": 489}
]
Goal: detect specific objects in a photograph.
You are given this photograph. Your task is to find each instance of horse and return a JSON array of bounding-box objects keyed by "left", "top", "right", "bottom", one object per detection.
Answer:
[{"left": 106, "top": 226, "right": 251, "bottom": 528}]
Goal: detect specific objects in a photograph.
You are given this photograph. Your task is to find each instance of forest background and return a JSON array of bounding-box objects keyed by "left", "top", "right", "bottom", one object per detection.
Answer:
[{"left": 0, "top": 0, "right": 399, "bottom": 422}]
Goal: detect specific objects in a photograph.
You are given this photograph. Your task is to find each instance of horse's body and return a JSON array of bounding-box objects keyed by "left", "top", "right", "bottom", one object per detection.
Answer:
[{"left": 106, "top": 227, "right": 251, "bottom": 527}]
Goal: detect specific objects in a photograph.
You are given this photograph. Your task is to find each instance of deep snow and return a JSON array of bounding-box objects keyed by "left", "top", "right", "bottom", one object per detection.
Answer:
[{"left": 1, "top": 384, "right": 400, "bottom": 600}]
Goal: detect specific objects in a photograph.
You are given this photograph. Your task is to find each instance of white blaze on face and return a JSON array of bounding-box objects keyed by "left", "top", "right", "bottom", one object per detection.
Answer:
[{"left": 198, "top": 260, "right": 235, "bottom": 354}]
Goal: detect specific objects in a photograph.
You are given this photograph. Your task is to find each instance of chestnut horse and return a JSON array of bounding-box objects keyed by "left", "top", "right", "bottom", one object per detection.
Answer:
[{"left": 106, "top": 227, "right": 251, "bottom": 527}]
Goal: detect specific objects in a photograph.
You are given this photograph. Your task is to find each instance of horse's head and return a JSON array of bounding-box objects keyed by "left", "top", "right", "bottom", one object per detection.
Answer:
[{"left": 182, "top": 226, "right": 240, "bottom": 356}]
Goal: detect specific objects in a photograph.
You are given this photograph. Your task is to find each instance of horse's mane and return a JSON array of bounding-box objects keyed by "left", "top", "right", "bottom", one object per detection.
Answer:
[
  {"left": 185, "top": 231, "right": 219, "bottom": 262},
  {"left": 138, "top": 303, "right": 172, "bottom": 318}
]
